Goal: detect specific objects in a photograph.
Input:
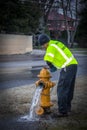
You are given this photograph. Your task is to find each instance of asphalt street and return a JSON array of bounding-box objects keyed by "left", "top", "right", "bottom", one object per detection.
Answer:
[{"left": 0, "top": 53, "right": 87, "bottom": 89}]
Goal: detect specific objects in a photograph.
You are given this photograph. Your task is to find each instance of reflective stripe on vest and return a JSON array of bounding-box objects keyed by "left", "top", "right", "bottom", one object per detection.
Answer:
[
  {"left": 48, "top": 44, "right": 74, "bottom": 68},
  {"left": 61, "top": 56, "right": 74, "bottom": 68},
  {"left": 50, "top": 44, "right": 69, "bottom": 60},
  {"left": 46, "top": 53, "right": 54, "bottom": 58}
]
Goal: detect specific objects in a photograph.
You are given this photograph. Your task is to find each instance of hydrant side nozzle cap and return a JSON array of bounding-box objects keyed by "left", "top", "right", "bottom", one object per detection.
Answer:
[
  {"left": 37, "top": 68, "right": 51, "bottom": 78},
  {"left": 37, "top": 75, "right": 51, "bottom": 78}
]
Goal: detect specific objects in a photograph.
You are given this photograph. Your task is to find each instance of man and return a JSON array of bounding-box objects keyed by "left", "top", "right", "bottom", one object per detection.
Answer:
[{"left": 38, "top": 34, "right": 78, "bottom": 117}]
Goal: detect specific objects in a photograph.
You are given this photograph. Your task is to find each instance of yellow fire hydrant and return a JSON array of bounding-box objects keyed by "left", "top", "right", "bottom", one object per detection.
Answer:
[{"left": 35, "top": 67, "right": 55, "bottom": 115}]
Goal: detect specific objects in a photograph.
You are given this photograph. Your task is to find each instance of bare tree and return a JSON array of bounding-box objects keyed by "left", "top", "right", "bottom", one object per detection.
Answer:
[
  {"left": 70, "top": 0, "right": 79, "bottom": 47},
  {"left": 29, "top": 0, "right": 79, "bottom": 46},
  {"left": 60, "top": 0, "right": 79, "bottom": 47}
]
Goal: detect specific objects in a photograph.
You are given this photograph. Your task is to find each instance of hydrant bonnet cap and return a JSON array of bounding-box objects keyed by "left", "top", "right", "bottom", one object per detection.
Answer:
[{"left": 37, "top": 68, "right": 51, "bottom": 78}]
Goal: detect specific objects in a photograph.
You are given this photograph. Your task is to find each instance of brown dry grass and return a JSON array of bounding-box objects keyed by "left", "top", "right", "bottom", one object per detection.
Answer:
[{"left": 0, "top": 76, "right": 87, "bottom": 119}]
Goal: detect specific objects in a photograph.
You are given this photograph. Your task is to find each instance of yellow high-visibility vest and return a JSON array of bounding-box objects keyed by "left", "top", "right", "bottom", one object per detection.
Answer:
[{"left": 44, "top": 40, "right": 78, "bottom": 69}]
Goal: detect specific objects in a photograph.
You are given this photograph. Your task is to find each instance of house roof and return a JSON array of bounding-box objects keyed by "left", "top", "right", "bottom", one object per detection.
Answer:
[
  {"left": 47, "top": 10, "right": 75, "bottom": 31},
  {"left": 48, "top": 26, "right": 75, "bottom": 31},
  {"left": 48, "top": 10, "right": 75, "bottom": 21}
]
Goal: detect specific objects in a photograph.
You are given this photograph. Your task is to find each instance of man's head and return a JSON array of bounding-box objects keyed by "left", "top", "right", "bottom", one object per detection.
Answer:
[{"left": 38, "top": 34, "right": 50, "bottom": 49}]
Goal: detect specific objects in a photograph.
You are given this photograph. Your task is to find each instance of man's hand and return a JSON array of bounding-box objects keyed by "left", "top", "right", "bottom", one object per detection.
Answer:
[{"left": 50, "top": 66, "right": 57, "bottom": 72}]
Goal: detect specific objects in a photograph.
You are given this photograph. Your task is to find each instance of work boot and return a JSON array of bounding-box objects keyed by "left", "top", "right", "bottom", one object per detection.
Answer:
[{"left": 51, "top": 112, "right": 68, "bottom": 118}]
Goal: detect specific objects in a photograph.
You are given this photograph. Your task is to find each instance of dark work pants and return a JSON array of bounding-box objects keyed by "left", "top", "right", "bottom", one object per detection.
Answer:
[{"left": 57, "top": 64, "right": 77, "bottom": 114}]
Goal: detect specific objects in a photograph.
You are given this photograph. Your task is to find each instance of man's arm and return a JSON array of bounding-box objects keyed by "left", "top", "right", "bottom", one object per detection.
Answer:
[{"left": 46, "top": 61, "right": 57, "bottom": 72}]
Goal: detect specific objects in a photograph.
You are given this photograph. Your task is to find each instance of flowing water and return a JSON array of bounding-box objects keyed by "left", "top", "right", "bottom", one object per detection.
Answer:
[
  {"left": 29, "top": 86, "right": 43, "bottom": 120},
  {"left": 19, "top": 85, "right": 43, "bottom": 121}
]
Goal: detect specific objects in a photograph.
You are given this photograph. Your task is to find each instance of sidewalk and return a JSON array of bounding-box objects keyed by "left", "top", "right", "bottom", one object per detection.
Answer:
[
  {"left": 0, "top": 49, "right": 87, "bottom": 74},
  {"left": 0, "top": 49, "right": 45, "bottom": 62},
  {"left": 0, "top": 49, "right": 87, "bottom": 62},
  {"left": 0, "top": 50, "right": 46, "bottom": 74},
  {"left": 0, "top": 61, "right": 47, "bottom": 74}
]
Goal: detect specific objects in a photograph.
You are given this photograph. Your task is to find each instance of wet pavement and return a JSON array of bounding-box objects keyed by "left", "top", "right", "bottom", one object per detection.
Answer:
[
  {"left": 0, "top": 115, "right": 58, "bottom": 130},
  {"left": 0, "top": 116, "right": 46, "bottom": 130},
  {"left": 0, "top": 117, "right": 41, "bottom": 130}
]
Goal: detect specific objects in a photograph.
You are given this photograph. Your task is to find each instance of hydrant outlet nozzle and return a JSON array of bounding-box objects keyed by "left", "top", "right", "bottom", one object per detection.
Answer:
[{"left": 39, "top": 82, "right": 45, "bottom": 88}]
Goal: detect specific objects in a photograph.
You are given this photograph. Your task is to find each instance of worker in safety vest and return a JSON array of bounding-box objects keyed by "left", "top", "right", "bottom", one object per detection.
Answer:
[{"left": 38, "top": 34, "right": 78, "bottom": 117}]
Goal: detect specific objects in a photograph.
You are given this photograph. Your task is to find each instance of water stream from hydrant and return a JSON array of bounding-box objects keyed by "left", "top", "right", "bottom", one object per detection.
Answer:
[
  {"left": 19, "top": 85, "right": 43, "bottom": 121},
  {"left": 29, "top": 86, "right": 43, "bottom": 120}
]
